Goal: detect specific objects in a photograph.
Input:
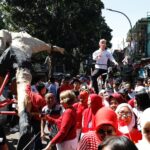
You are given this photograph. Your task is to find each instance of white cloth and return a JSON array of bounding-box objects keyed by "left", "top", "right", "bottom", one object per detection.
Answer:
[
  {"left": 136, "top": 140, "right": 150, "bottom": 150},
  {"left": 133, "top": 108, "right": 143, "bottom": 131},
  {"left": 56, "top": 137, "right": 78, "bottom": 150}
]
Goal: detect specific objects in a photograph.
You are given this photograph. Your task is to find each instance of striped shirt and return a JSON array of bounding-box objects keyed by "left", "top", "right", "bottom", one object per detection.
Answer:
[{"left": 77, "top": 131, "right": 101, "bottom": 150}]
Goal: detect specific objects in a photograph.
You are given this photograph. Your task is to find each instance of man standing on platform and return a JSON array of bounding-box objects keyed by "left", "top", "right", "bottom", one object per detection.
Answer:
[{"left": 91, "top": 39, "right": 118, "bottom": 94}]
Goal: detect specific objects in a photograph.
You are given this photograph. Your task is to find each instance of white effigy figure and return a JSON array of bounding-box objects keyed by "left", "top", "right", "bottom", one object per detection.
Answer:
[{"left": 0, "top": 29, "right": 64, "bottom": 140}]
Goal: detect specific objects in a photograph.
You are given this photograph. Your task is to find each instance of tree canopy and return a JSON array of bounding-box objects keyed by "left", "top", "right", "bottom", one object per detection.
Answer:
[{"left": 0, "top": 0, "right": 112, "bottom": 75}]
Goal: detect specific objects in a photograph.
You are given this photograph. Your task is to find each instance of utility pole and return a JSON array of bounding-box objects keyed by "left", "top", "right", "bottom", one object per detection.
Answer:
[
  {"left": 106, "top": 8, "right": 133, "bottom": 41},
  {"left": 107, "top": 8, "right": 134, "bottom": 63}
]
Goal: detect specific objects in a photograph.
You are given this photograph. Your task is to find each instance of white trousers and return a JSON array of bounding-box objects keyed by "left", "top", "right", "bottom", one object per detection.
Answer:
[{"left": 56, "top": 137, "right": 78, "bottom": 150}]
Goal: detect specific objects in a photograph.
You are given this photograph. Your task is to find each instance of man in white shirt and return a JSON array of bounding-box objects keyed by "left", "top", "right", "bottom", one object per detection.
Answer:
[{"left": 91, "top": 39, "right": 118, "bottom": 94}]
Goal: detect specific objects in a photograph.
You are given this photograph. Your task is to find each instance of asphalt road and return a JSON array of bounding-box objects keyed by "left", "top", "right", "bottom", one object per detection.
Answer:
[
  {"left": 5, "top": 126, "right": 19, "bottom": 150},
  {"left": 5, "top": 125, "right": 49, "bottom": 150}
]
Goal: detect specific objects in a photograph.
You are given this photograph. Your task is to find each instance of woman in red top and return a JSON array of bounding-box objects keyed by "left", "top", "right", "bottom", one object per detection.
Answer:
[
  {"left": 81, "top": 94, "right": 103, "bottom": 135},
  {"left": 43, "top": 90, "right": 77, "bottom": 150},
  {"left": 25, "top": 82, "right": 47, "bottom": 150},
  {"left": 26, "top": 83, "right": 46, "bottom": 118},
  {"left": 78, "top": 107, "right": 122, "bottom": 150},
  {"left": 73, "top": 90, "right": 89, "bottom": 140},
  {"left": 115, "top": 103, "right": 142, "bottom": 143}
]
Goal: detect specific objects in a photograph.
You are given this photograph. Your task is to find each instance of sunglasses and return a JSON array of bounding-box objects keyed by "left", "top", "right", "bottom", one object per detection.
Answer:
[{"left": 98, "top": 129, "right": 114, "bottom": 135}]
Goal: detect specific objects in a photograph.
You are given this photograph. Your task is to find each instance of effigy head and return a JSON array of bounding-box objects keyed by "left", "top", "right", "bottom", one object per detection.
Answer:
[{"left": 0, "top": 29, "right": 12, "bottom": 53}]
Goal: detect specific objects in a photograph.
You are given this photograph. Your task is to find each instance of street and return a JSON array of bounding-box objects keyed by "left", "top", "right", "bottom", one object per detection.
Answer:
[
  {"left": 5, "top": 125, "right": 49, "bottom": 150},
  {"left": 5, "top": 126, "right": 19, "bottom": 150}
]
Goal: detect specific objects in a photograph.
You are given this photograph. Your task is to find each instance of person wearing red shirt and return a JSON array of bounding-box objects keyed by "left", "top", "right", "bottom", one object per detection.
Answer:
[
  {"left": 26, "top": 83, "right": 46, "bottom": 118},
  {"left": 81, "top": 94, "right": 103, "bottom": 135},
  {"left": 43, "top": 90, "right": 77, "bottom": 150},
  {"left": 77, "top": 107, "right": 122, "bottom": 150},
  {"left": 59, "top": 76, "right": 73, "bottom": 94},
  {"left": 25, "top": 82, "right": 46, "bottom": 150},
  {"left": 57, "top": 76, "right": 73, "bottom": 102},
  {"left": 73, "top": 90, "right": 89, "bottom": 141}
]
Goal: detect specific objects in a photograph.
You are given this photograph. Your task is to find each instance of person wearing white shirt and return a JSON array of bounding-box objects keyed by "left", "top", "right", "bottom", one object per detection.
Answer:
[{"left": 91, "top": 39, "right": 118, "bottom": 94}]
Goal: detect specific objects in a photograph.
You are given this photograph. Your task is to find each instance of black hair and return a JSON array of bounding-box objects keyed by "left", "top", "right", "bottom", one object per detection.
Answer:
[
  {"left": 72, "top": 78, "right": 81, "bottom": 84},
  {"left": 135, "top": 92, "right": 150, "bottom": 111},
  {"left": 36, "top": 82, "right": 45, "bottom": 93},
  {"left": 98, "top": 136, "right": 138, "bottom": 150},
  {"left": 49, "top": 77, "right": 55, "bottom": 83}
]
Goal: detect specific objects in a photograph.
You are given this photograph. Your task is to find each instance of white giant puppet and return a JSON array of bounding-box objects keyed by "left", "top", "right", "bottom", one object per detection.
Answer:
[{"left": 0, "top": 29, "right": 64, "bottom": 141}]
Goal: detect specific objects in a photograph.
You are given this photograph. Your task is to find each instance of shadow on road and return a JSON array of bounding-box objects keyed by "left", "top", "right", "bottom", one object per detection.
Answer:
[
  {"left": 5, "top": 125, "right": 49, "bottom": 150},
  {"left": 5, "top": 126, "right": 19, "bottom": 150}
]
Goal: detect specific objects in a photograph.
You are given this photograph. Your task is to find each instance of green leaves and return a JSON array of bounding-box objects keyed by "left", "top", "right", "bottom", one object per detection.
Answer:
[{"left": 0, "top": 0, "right": 112, "bottom": 74}]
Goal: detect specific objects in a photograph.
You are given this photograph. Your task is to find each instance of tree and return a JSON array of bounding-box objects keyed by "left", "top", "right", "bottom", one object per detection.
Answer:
[{"left": 0, "top": 0, "right": 112, "bottom": 75}]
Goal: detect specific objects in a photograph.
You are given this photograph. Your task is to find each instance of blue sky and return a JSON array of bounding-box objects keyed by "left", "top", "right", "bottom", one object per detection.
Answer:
[{"left": 102, "top": 0, "right": 150, "bottom": 49}]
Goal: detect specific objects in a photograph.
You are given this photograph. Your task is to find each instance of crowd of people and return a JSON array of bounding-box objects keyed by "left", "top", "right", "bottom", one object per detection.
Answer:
[{"left": 0, "top": 38, "right": 150, "bottom": 150}]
